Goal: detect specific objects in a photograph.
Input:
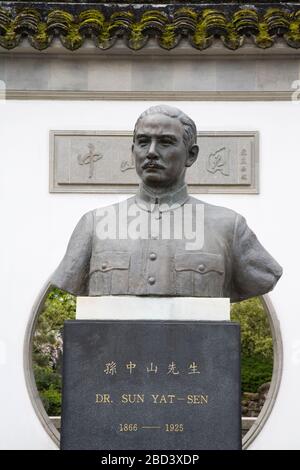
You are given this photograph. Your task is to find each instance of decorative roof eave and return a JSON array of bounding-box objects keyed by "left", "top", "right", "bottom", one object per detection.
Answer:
[{"left": 0, "top": 2, "right": 300, "bottom": 51}]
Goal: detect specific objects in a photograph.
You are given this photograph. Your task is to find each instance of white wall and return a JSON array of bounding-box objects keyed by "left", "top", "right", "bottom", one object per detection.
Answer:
[{"left": 0, "top": 100, "right": 299, "bottom": 449}]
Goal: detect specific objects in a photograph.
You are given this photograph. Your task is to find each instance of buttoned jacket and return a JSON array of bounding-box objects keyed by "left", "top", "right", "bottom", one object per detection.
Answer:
[{"left": 51, "top": 185, "right": 282, "bottom": 302}]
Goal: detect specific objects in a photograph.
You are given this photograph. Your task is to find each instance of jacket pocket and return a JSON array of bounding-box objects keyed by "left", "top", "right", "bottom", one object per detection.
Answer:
[
  {"left": 175, "top": 252, "right": 224, "bottom": 297},
  {"left": 89, "top": 251, "right": 130, "bottom": 295}
]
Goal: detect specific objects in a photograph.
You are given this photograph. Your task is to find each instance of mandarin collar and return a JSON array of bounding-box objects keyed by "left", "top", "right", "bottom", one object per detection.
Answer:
[{"left": 135, "top": 183, "right": 189, "bottom": 213}]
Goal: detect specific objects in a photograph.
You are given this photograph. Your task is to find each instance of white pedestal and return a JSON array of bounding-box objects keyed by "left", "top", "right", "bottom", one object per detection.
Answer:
[{"left": 76, "top": 296, "right": 230, "bottom": 321}]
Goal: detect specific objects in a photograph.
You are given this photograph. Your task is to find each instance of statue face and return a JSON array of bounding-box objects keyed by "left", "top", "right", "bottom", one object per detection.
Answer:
[{"left": 133, "top": 113, "right": 196, "bottom": 189}]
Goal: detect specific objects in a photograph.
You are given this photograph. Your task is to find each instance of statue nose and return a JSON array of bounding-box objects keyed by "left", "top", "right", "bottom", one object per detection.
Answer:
[{"left": 148, "top": 141, "right": 159, "bottom": 158}]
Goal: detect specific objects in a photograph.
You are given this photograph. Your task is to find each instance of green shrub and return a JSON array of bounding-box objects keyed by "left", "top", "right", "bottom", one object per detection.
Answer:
[
  {"left": 40, "top": 388, "right": 62, "bottom": 416},
  {"left": 33, "top": 365, "right": 61, "bottom": 392},
  {"left": 231, "top": 297, "right": 273, "bottom": 392},
  {"left": 241, "top": 355, "right": 273, "bottom": 392},
  {"left": 33, "top": 288, "right": 76, "bottom": 416},
  {"left": 231, "top": 297, "right": 273, "bottom": 360}
]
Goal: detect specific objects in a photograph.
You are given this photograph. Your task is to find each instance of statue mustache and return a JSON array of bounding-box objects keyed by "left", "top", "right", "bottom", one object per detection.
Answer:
[{"left": 142, "top": 160, "right": 166, "bottom": 169}]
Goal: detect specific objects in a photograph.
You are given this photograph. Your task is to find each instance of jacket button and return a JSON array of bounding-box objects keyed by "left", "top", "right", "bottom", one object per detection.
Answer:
[
  {"left": 101, "top": 262, "right": 108, "bottom": 270},
  {"left": 198, "top": 264, "right": 205, "bottom": 273},
  {"left": 149, "top": 253, "right": 157, "bottom": 261},
  {"left": 148, "top": 276, "right": 156, "bottom": 285}
]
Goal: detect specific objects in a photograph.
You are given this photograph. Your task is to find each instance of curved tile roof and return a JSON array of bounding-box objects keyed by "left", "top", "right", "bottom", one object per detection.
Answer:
[{"left": 0, "top": 2, "right": 299, "bottom": 50}]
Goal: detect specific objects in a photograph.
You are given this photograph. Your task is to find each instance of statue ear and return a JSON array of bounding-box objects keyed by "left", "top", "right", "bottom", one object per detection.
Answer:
[{"left": 186, "top": 144, "right": 199, "bottom": 168}]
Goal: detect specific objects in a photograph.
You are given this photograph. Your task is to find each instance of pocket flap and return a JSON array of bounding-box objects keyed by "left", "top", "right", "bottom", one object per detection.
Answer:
[
  {"left": 90, "top": 251, "right": 130, "bottom": 274},
  {"left": 175, "top": 252, "right": 224, "bottom": 275}
]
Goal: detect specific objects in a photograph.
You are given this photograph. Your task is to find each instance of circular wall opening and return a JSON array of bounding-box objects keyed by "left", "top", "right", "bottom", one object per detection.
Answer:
[{"left": 24, "top": 285, "right": 283, "bottom": 449}]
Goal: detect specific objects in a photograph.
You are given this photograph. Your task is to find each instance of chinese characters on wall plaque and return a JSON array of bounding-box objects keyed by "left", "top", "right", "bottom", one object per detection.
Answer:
[{"left": 50, "top": 131, "right": 259, "bottom": 194}]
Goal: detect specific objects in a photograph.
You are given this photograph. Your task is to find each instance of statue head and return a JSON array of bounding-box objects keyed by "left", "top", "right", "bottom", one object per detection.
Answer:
[{"left": 132, "top": 105, "right": 199, "bottom": 190}]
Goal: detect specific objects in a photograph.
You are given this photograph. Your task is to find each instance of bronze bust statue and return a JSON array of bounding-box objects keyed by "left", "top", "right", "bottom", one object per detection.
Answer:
[{"left": 51, "top": 105, "right": 282, "bottom": 302}]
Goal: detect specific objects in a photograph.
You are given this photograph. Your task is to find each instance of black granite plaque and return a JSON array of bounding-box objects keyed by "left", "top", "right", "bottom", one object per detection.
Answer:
[{"left": 60, "top": 320, "right": 241, "bottom": 450}]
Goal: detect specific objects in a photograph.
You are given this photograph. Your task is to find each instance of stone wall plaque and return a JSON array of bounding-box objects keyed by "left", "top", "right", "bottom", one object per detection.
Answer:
[
  {"left": 60, "top": 320, "right": 241, "bottom": 450},
  {"left": 50, "top": 131, "right": 258, "bottom": 194}
]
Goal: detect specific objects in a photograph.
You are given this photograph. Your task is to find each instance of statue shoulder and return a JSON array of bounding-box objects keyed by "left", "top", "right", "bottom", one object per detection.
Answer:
[
  {"left": 189, "top": 196, "right": 238, "bottom": 224},
  {"left": 93, "top": 196, "right": 136, "bottom": 216}
]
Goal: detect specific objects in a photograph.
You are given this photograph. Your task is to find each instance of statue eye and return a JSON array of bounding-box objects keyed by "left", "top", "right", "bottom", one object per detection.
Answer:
[
  {"left": 137, "top": 139, "right": 149, "bottom": 147},
  {"left": 160, "top": 139, "right": 173, "bottom": 146}
]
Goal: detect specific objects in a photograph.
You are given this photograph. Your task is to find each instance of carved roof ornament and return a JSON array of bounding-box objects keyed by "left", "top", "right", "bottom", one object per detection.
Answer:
[{"left": 0, "top": 2, "right": 300, "bottom": 50}]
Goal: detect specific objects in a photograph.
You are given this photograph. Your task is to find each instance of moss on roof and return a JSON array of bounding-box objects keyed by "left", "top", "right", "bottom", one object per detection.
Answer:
[{"left": 0, "top": 2, "right": 299, "bottom": 50}]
